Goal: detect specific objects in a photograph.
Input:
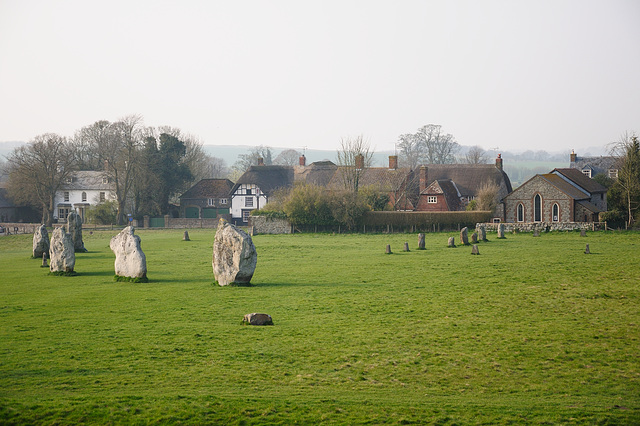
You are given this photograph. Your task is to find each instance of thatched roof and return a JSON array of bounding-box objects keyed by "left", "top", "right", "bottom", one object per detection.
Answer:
[
  {"left": 232, "top": 166, "right": 295, "bottom": 195},
  {"left": 420, "top": 164, "right": 512, "bottom": 197},
  {"left": 180, "top": 179, "right": 234, "bottom": 200}
]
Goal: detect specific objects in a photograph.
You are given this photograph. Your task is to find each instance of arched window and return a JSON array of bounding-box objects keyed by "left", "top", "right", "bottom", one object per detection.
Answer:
[
  {"left": 534, "top": 194, "right": 542, "bottom": 222},
  {"left": 552, "top": 203, "right": 560, "bottom": 222},
  {"left": 81, "top": 192, "right": 87, "bottom": 202},
  {"left": 517, "top": 203, "right": 524, "bottom": 222}
]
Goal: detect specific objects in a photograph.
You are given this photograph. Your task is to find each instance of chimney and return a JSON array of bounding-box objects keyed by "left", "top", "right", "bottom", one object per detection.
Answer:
[
  {"left": 103, "top": 160, "right": 109, "bottom": 171},
  {"left": 299, "top": 154, "right": 306, "bottom": 166},
  {"left": 355, "top": 153, "right": 365, "bottom": 170},
  {"left": 257, "top": 157, "right": 264, "bottom": 166},
  {"left": 570, "top": 150, "right": 577, "bottom": 164},
  {"left": 419, "top": 166, "right": 428, "bottom": 192},
  {"left": 389, "top": 155, "right": 398, "bottom": 170},
  {"left": 495, "top": 154, "right": 503, "bottom": 171}
]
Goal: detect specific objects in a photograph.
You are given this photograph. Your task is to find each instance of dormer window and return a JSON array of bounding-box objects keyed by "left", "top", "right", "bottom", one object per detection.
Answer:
[
  {"left": 220, "top": 198, "right": 228, "bottom": 205},
  {"left": 102, "top": 177, "right": 109, "bottom": 184},
  {"left": 581, "top": 169, "right": 592, "bottom": 178},
  {"left": 65, "top": 177, "right": 73, "bottom": 184},
  {"left": 608, "top": 169, "right": 618, "bottom": 178}
]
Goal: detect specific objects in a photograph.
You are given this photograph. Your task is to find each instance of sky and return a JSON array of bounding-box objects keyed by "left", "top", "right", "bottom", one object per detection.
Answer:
[{"left": 1, "top": 0, "right": 639, "bottom": 155}]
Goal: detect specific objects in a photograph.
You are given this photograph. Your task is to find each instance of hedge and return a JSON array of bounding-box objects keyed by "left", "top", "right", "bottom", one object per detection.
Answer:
[{"left": 362, "top": 211, "right": 493, "bottom": 231}]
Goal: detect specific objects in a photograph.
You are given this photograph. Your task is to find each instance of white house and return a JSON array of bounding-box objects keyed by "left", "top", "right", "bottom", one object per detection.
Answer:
[{"left": 53, "top": 171, "right": 116, "bottom": 223}]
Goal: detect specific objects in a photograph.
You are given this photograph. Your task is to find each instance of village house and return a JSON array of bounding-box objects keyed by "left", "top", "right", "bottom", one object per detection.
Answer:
[
  {"left": 570, "top": 150, "right": 620, "bottom": 179},
  {"left": 179, "top": 178, "right": 234, "bottom": 219},
  {"left": 503, "top": 168, "right": 607, "bottom": 223},
  {"left": 53, "top": 171, "right": 116, "bottom": 223}
]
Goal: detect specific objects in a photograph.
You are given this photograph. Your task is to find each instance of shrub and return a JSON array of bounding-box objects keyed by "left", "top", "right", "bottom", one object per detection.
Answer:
[{"left": 86, "top": 201, "right": 117, "bottom": 225}]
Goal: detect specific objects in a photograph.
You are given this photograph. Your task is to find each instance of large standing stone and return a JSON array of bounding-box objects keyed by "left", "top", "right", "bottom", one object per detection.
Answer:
[
  {"left": 110, "top": 226, "right": 147, "bottom": 280},
  {"left": 460, "top": 227, "right": 469, "bottom": 245},
  {"left": 32, "top": 224, "right": 49, "bottom": 259},
  {"left": 212, "top": 219, "right": 257, "bottom": 286},
  {"left": 471, "top": 232, "right": 478, "bottom": 244},
  {"left": 497, "top": 223, "right": 506, "bottom": 239},
  {"left": 478, "top": 225, "right": 487, "bottom": 241},
  {"left": 66, "top": 211, "right": 86, "bottom": 252},
  {"left": 49, "top": 227, "right": 75, "bottom": 273},
  {"left": 418, "top": 233, "right": 425, "bottom": 250}
]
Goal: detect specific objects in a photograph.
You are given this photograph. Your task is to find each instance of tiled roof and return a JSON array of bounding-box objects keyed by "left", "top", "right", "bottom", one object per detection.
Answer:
[
  {"left": 62, "top": 171, "right": 114, "bottom": 191},
  {"left": 180, "top": 179, "right": 234, "bottom": 199},
  {"left": 552, "top": 168, "right": 608, "bottom": 194},
  {"left": 539, "top": 174, "right": 590, "bottom": 200},
  {"left": 421, "top": 164, "right": 512, "bottom": 196}
]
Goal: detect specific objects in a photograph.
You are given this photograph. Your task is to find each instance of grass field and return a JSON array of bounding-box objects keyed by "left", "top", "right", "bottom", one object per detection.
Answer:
[{"left": 1, "top": 228, "right": 639, "bottom": 424}]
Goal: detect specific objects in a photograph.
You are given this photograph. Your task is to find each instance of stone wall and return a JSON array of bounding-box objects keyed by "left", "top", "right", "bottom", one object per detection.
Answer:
[
  {"left": 476, "top": 221, "right": 601, "bottom": 234},
  {"left": 0, "top": 222, "right": 42, "bottom": 234},
  {"left": 162, "top": 215, "right": 230, "bottom": 229},
  {"left": 249, "top": 216, "right": 292, "bottom": 234}
]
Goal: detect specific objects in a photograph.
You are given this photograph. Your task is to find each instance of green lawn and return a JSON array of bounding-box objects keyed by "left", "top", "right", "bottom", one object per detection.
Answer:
[{"left": 1, "top": 228, "right": 639, "bottom": 424}]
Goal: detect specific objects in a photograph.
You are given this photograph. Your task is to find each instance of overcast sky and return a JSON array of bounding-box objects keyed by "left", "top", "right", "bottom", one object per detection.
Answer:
[{"left": 1, "top": 0, "right": 638, "bottom": 154}]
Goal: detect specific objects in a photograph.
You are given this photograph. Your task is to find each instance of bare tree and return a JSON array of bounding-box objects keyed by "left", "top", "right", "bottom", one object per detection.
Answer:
[
  {"left": 274, "top": 149, "right": 302, "bottom": 166},
  {"left": 100, "top": 115, "right": 145, "bottom": 225},
  {"left": 335, "top": 135, "right": 374, "bottom": 193},
  {"left": 609, "top": 131, "right": 640, "bottom": 227},
  {"left": 476, "top": 181, "right": 500, "bottom": 213},
  {"left": 397, "top": 133, "right": 421, "bottom": 170},
  {"left": 6, "top": 133, "right": 76, "bottom": 225},
  {"left": 233, "top": 145, "right": 273, "bottom": 173},
  {"left": 72, "top": 120, "right": 112, "bottom": 170},
  {"left": 464, "top": 145, "right": 489, "bottom": 164},
  {"left": 417, "top": 124, "right": 459, "bottom": 164}
]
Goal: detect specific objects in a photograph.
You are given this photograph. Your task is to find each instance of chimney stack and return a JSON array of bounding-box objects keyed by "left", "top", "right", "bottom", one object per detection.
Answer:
[
  {"left": 257, "top": 157, "right": 264, "bottom": 166},
  {"left": 419, "top": 166, "right": 428, "bottom": 192},
  {"left": 389, "top": 155, "right": 398, "bottom": 170},
  {"left": 495, "top": 154, "right": 503, "bottom": 171},
  {"left": 299, "top": 154, "right": 306, "bottom": 166},
  {"left": 355, "top": 153, "right": 365, "bottom": 170},
  {"left": 570, "top": 150, "right": 577, "bottom": 164}
]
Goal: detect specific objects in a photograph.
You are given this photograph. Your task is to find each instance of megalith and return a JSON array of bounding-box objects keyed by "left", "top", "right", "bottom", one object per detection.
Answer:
[
  {"left": 242, "top": 313, "right": 274, "bottom": 326},
  {"left": 497, "top": 223, "right": 505, "bottom": 239},
  {"left": 448, "top": 236, "right": 456, "bottom": 248},
  {"left": 66, "top": 211, "right": 86, "bottom": 252},
  {"left": 478, "top": 225, "right": 487, "bottom": 241},
  {"left": 32, "top": 224, "right": 49, "bottom": 259},
  {"left": 110, "top": 226, "right": 147, "bottom": 280},
  {"left": 471, "top": 232, "right": 478, "bottom": 244},
  {"left": 418, "top": 233, "right": 426, "bottom": 250},
  {"left": 212, "top": 219, "right": 257, "bottom": 286},
  {"left": 460, "top": 227, "right": 469, "bottom": 245},
  {"left": 49, "top": 227, "right": 75, "bottom": 273}
]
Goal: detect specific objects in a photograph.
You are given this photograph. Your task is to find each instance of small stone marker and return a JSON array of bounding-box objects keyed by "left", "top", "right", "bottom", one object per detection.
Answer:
[
  {"left": 471, "top": 245, "right": 480, "bottom": 255},
  {"left": 183, "top": 230, "right": 190, "bottom": 241},
  {"left": 418, "top": 233, "right": 425, "bottom": 250},
  {"left": 66, "top": 211, "right": 86, "bottom": 252},
  {"left": 580, "top": 229, "right": 587, "bottom": 237},
  {"left": 49, "top": 227, "right": 75, "bottom": 273},
  {"left": 471, "top": 232, "right": 478, "bottom": 244},
  {"left": 33, "top": 224, "right": 50, "bottom": 259},
  {"left": 242, "top": 313, "right": 273, "bottom": 326},
  {"left": 497, "top": 223, "right": 505, "bottom": 239},
  {"left": 403, "top": 242, "right": 410, "bottom": 252},
  {"left": 448, "top": 237, "right": 455, "bottom": 248},
  {"left": 460, "top": 227, "right": 469, "bottom": 245},
  {"left": 212, "top": 219, "right": 257, "bottom": 286},
  {"left": 41, "top": 253, "right": 48, "bottom": 268},
  {"left": 585, "top": 244, "right": 590, "bottom": 254},
  {"left": 533, "top": 229, "right": 540, "bottom": 237},
  {"left": 110, "top": 226, "right": 147, "bottom": 280},
  {"left": 385, "top": 244, "right": 392, "bottom": 254},
  {"left": 479, "top": 225, "right": 487, "bottom": 241}
]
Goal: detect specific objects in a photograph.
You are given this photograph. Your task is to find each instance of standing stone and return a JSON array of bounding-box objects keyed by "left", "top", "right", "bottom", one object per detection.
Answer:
[
  {"left": 242, "top": 313, "right": 273, "bottom": 326},
  {"left": 418, "top": 233, "right": 425, "bottom": 250},
  {"left": 471, "top": 232, "right": 478, "bottom": 244},
  {"left": 533, "top": 229, "right": 540, "bottom": 237},
  {"left": 110, "top": 226, "right": 147, "bottom": 280},
  {"left": 385, "top": 244, "right": 392, "bottom": 254},
  {"left": 448, "top": 237, "right": 456, "bottom": 248},
  {"left": 213, "top": 219, "right": 257, "bottom": 286},
  {"left": 403, "top": 242, "right": 410, "bottom": 252},
  {"left": 49, "top": 227, "right": 75, "bottom": 273},
  {"left": 580, "top": 229, "right": 587, "bottom": 237},
  {"left": 585, "top": 244, "right": 590, "bottom": 254},
  {"left": 497, "top": 223, "right": 505, "bottom": 239},
  {"left": 32, "top": 224, "right": 49, "bottom": 258},
  {"left": 460, "top": 227, "right": 469, "bottom": 245},
  {"left": 471, "top": 245, "right": 480, "bottom": 255},
  {"left": 183, "top": 230, "right": 190, "bottom": 241},
  {"left": 479, "top": 225, "right": 487, "bottom": 241},
  {"left": 66, "top": 211, "right": 86, "bottom": 252},
  {"left": 41, "top": 253, "right": 48, "bottom": 268}
]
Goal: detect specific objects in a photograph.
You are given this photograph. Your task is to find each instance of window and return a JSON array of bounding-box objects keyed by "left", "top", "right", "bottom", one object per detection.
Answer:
[
  {"left": 64, "top": 192, "right": 70, "bottom": 202},
  {"left": 608, "top": 169, "right": 618, "bottom": 178},
  {"left": 242, "top": 210, "right": 251, "bottom": 223},
  {"left": 427, "top": 196, "right": 437, "bottom": 204},
  {"left": 102, "top": 177, "right": 109, "bottom": 184},
  {"left": 220, "top": 198, "right": 228, "bottom": 205},
  {"left": 581, "top": 169, "right": 592, "bottom": 178},
  {"left": 552, "top": 203, "right": 559, "bottom": 222},
  {"left": 246, "top": 188, "right": 253, "bottom": 195},
  {"left": 65, "top": 177, "right": 73, "bottom": 184},
  {"left": 81, "top": 192, "right": 87, "bottom": 202},
  {"left": 99, "top": 192, "right": 106, "bottom": 202},
  {"left": 58, "top": 207, "right": 70, "bottom": 220},
  {"left": 208, "top": 198, "right": 215, "bottom": 206},
  {"left": 534, "top": 194, "right": 542, "bottom": 222},
  {"left": 245, "top": 197, "right": 254, "bottom": 208},
  {"left": 517, "top": 203, "right": 524, "bottom": 222}
]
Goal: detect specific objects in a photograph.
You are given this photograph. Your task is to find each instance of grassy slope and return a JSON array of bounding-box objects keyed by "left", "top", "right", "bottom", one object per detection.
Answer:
[{"left": 0, "top": 229, "right": 639, "bottom": 424}]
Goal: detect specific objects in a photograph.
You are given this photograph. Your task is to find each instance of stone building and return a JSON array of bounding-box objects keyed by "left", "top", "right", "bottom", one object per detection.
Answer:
[{"left": 503, "top": 168, "right": 607, "bottom": 223}]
